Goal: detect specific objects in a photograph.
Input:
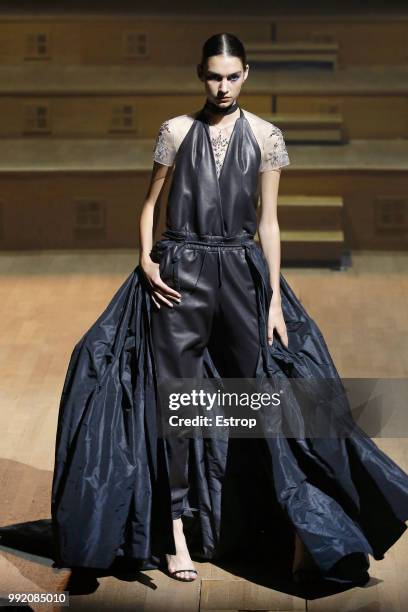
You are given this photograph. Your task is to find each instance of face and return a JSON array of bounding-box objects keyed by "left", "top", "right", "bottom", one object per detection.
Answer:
[{"left": 197, "top": 54, "right": 249, "bottom": 108}]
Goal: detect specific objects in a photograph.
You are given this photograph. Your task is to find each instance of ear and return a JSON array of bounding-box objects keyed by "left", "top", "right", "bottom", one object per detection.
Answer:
[
  {"left": 197, "top": 63, "right": 204, "bottom": 81},
  {"left": 243, "top": 63, "right": 249, "bottom": 81}
]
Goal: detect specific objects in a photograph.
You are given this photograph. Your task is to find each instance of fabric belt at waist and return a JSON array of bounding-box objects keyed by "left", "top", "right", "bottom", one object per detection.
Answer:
[
  {"left": 161, "top": 229, "right": 255, "bottom": 247},
  {"left": 159, "top": 229, "right": 256, "bottom": 290}
]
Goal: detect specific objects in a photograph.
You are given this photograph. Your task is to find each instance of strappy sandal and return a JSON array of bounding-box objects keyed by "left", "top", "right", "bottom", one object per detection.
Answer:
[{"left": 168, "top": 568, "right": 198, "bottom": 582}]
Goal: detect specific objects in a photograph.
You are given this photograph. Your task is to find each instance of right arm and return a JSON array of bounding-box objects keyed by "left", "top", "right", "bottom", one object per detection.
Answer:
[{"left": 138, "top": 124, "right": 182, "bottom": 309}]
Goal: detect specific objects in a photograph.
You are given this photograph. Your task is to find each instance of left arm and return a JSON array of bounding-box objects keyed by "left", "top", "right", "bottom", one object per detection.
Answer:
[{"left": 258, "top": 168, "right": 288, "bottom": 348}]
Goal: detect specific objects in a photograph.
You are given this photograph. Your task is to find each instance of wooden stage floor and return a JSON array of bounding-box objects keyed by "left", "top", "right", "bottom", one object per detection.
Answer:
[{"left": 0, "top": 248, "right": 407, "bottom": 610}]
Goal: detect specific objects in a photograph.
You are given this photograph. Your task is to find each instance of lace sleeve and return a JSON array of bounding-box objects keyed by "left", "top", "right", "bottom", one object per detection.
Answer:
[
  {"left": 152, "top": 120, "right": 176, "bottom": 166},
  {"left": 260, "top": 125, "right": 290, "bottom": 172}
]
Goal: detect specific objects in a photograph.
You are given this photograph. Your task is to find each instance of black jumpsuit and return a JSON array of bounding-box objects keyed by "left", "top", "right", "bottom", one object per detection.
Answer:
[
  {"left": 150, "top": 106, "right": 264, "bottom": 519},
  {"left": 51, "top": 105, "right": 408, "bottom": 583}
]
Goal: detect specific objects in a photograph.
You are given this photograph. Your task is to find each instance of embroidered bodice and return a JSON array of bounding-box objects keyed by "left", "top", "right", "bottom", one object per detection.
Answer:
[{"left": 152, "top": 108, "right": 290, "bottom": 177}]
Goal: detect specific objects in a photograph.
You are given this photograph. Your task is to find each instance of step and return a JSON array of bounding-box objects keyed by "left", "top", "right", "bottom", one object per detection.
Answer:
[
  {"left": 278, "top": 195, "right": 343, "bottom": 207},
  {"left": 276, "top": 195, "right": 344, "bottom": 230},
  {"left": 246, "top": 41, "right": 340, "bottom": 54},
  {"left": 260, "top": 113, "right": 344, "bottom": 143},
  {"left": 246, "top": 41, "right": 338, "bottom": 69},
  {"left": 282, "top": 230, "right": 345, "bottom": 265},
  {"left": 255, "top": 229, "right": 346, "bottom": 267},
  {"left": 281, "top": 230, "right": 344, "bottom": 242},
  {"left": 247, "top": 51, "right": 338, "bottom": 70}
]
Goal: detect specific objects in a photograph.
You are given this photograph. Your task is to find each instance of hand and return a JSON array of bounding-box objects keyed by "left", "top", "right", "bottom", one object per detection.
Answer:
[
  {"left": 141, "top": 255, "right": 182, "bottom": 309},
  {"left": 267, "top": 301, "right": 289, "bottom": 348}
]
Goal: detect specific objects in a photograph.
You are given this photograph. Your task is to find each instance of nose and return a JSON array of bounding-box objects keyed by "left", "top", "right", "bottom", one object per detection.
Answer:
[{"left": 218, "top": 79, "right": 229, "bottom": 95}]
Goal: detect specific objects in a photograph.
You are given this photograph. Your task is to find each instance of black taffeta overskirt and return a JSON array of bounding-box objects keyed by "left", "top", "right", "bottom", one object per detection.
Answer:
[{"left": 50, "top": 245, "right": 408, "bottom": 583}]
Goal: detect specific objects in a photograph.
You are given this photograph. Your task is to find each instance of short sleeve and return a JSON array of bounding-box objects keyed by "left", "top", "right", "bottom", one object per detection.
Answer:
[
  {"left": 152, "top": 119, "right": 176, "bottom": 166},
  {"left": 260, "top": 125, "right": 290, "bottom": 172}
]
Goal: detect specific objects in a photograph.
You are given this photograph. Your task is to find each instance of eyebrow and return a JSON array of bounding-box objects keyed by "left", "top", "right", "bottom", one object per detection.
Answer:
[{"left": 206, "top": 70, "right": 242, "bottom": 77}]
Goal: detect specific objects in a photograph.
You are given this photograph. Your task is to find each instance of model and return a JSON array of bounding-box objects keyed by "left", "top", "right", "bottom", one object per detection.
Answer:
[{"left": 51, "top": 33, "right": 408, "bottom": 586}]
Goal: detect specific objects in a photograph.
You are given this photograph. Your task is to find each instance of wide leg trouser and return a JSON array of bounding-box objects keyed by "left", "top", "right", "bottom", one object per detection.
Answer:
[{"left": 151, "top": 243, "right": 262, "bottom": 519}]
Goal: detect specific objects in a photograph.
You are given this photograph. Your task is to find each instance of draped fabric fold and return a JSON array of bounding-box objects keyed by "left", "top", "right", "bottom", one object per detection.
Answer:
[
  {"left": 51, "top": 104, "right": 408, "bottom": 582},
  {"left": 51, "top": 253, "right": 408, "bottom": 580}
]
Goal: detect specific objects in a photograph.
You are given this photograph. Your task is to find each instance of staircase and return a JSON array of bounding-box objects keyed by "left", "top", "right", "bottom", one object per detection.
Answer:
[
  {"left": 260, "top": 112, "right": 344, "bottom": 144},
  {"left": 246, "top": 41, "right": 339, "bottom": 70},
  {"left": 256, "top": 195, "right": 348, "bottom": 268}
]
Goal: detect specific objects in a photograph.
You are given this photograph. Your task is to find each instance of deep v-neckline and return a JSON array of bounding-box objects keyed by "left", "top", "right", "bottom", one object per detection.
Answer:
[{"left": 201, "top": 106, "right": 243, "bottom": 186}]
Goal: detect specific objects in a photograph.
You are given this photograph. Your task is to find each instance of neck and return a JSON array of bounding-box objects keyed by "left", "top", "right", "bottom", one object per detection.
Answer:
[
  {"left": 202, "top": 98, "right": 240, "bottom": 124},
  {"left": 204, "top": 98, "right": 238, "bottom": 115}
]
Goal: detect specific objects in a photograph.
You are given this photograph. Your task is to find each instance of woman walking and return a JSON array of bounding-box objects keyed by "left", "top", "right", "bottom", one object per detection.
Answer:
[{"left": 51, "top": 32, "right": 408, "bottom": 586}]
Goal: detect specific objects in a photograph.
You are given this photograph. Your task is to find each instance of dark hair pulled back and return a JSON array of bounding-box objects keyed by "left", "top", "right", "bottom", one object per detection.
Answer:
[{"left": 200, "top": 32, "right": 247, "bottom": 69}]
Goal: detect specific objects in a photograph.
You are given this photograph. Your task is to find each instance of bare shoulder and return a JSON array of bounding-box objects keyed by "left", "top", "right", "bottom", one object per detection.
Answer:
[
  {"left": 156, "top": 114, "right": 195, "bottom": 151},
  {"left": 159, "top": 113, "right": 195, "bottom": 130},
  {"left": 242, "top": 108, "right": 283, "bottom": 135}
]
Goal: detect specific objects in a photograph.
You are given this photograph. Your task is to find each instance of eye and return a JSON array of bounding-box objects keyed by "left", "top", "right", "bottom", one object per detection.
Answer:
[
  {"left": 205, "top": 73, "right": 240, "bottom": 82},
  {"left": 205, "top": 73, "right": 221, "bottom": 82}
]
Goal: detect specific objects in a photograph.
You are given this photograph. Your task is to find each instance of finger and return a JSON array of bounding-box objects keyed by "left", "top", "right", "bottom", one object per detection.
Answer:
[
  {"left": 148, "top": 275, "right": 180, "bottom": 306},
  {"left": 153, "top": 277, "right": 182, "bottom": 300},
  {"left": 276, "top": 327, "right": 289, "bottom": 348},
  {"left": 151, "top": 294, "right": 161, "bottom": 309},
  {"left": 153, "top": 290, "right": 175, "bottom": 308},
  {"left": 153, "top": 290, "right": 174, "bottom": 307}
]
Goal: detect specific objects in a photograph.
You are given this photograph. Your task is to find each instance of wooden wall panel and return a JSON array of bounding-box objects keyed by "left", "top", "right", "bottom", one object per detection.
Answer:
[
  {"left": 280, "top": 171, "right": 408, "bottom": 249},
  {"left": 277, "top": 96, "right": 408, "bottom": 139},
  {"left": 0, "top": 19, "right": 270, "bottom": 66},
  {"left": 0, "top": 95, "right": 274, "bottom": 137},
  {"left": 0, "top": 16, "right": 407, "bottom": 67},
  {"left": 0, "top": 14, "right": 408, "bottom": 67},
  {"left": 0, "top": 21, "right": 81, "bottom": 64},
  {"left": 0, "top": 93, "right": 406, "bottom": 139},
  {"left": 276, "top": 20, "right": 408, "bottom": 67},
  {"left": 81, "top": 21, "right": 270, "bottom": 65},
  {"left": 0, "top": 170, "right": 407, "bottom": 250},
  {"left": 0, "top": 173, "right": 147, "bottom": 249}
]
